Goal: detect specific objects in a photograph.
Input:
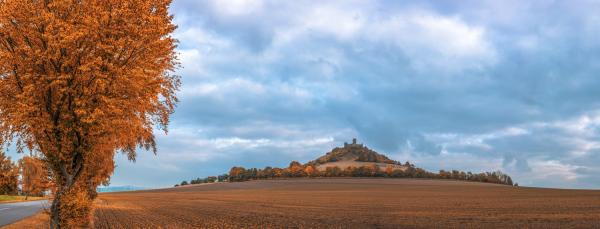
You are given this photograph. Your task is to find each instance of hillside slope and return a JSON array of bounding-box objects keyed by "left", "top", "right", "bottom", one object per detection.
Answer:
[{"left": 307, "top": 138, "right": 406, "bottom": 171}]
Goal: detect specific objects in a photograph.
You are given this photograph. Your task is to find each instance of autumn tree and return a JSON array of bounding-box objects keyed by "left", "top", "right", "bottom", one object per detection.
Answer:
[
  {"left": 288, "top": 161, "right": 304, "bottom": 177},
  {"left": 385, "top": 165, "right": 394, "bottom": 177},
  {"left": 260, "top": 166, "right": 274, "bottom": 179},
  {"left": 0, "top": 151, "right": 18, "bottom": 195},
  {"left": 229, "top": 167, "right": 247, "bottom": 182},
  {"left": 367, "top": 164, "right": 379, "bottom": 176},
  {"left": 324, "top": 166, "right": 342, "bottom": 177},
  {"left": 19, "top": 155, "right": 50, "bottom": 199},
  {"left": 304, "top": 165, "right": 316, "bottom": 177},
  {"left": 273, "top": 168, "right": 284, "bottom": 178},
  {"left": 0, "top": 0, "right": 179, "bottom": 228}
]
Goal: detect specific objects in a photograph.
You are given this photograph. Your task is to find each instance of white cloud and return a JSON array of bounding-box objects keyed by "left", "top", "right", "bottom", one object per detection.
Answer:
[
  {"left": 528, "top": 159, "right": 582, "bottom": 181},
  {"left": 181, "top": 78, "right": 265, "bottom": 97},
  {"left": 269, "top": 5, "right": 497, "bottom": 74},
  {"left": 209, "top": 0, "right": 265, "bottom": 16},
  {"left": 540, "top": 112, "right": 600, "bottom": 157},
  {"left": 368, "top": 11, "right": 497, "bottom": 72},
  {"left": 428, "top": 127, "right": 529, "bottom": 150},
  {"left": 289, "top": 3, "right": 367, "bottom": 41},
  {"left": 548, "top": 112, "right": 600, "bottom": 136},
  {"left": 210, "top": 137, "right": 334, "bottom": 149}
]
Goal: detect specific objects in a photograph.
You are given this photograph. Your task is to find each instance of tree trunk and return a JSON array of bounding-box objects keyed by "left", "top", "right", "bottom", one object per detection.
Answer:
[
  {"left": 24, "top": 193, "right": 28, "bottom": 201},
  {"left": 50, "top": 189, "right": 63, "bottom": 229}
]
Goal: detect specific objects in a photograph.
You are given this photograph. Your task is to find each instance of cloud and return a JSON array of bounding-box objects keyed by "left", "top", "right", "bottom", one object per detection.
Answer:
[
  {"left": 208, "top": 0, "right": 265, "bottom": 17},
  {"left": 368, "top": 10, "right": 497, "bottom": 73}
]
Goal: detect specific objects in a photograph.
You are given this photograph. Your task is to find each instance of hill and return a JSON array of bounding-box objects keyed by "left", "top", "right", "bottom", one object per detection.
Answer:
[
  {"left": 308, "top": 138, "right": 398, "bottom": 164},
  {"left": 184, "top": 138, "right": 515, "bottom": 186},
  {"left": 306, "top": 138, "right": 407, "bottom": 171}
]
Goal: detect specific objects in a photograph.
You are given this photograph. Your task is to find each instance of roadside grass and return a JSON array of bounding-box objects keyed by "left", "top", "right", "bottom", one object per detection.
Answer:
[{"left": 0, "top": 195, "right": 45, "bottom": 203}]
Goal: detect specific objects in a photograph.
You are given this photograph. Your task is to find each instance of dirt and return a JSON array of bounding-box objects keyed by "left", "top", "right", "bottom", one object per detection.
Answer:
[{"left": 5, "top": 178, "right": 600, "bottom": 228}]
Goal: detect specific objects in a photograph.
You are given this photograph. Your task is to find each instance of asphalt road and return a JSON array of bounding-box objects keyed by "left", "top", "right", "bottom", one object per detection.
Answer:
[{"left": 0, "top": 200, "right": 48, "bottom": 227}]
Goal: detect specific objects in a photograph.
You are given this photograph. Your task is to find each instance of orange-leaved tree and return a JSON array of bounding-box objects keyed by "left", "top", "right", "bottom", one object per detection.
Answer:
[
  {"left": 288, "top": 161, "right": 304, "bottom": 177},
  {"left": 0, "top": 0, "right": 179, "bottom": 228},
  {"left": 19, "top": 155, "right": 50, "bottom": 199},
  {"left": 304, "top": 165, "right": 316, "bottom": 177},
  {"left": 0, "top": 150, "right": 19, "bottom": 195}
]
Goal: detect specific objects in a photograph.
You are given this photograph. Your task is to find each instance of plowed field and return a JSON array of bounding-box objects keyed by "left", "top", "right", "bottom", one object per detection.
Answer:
[
  {"left": 90, "top": 178, "right": 600, "bottom": 228},
  {"left": 5, "top": 178, "right": 600, "bottom": 228}
]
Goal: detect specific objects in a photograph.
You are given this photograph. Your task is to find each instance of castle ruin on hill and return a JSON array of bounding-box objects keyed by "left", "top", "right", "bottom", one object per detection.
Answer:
[{"left": 344, "top": 138, "right": 363, "bottom": 148}]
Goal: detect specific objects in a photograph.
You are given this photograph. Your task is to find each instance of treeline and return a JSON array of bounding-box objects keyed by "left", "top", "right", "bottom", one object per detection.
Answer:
[
  {"left": 176, "top": 174, "right": 229, "bottom": 187},
  {"left": 226, "top": 161, "right": 515, "bottom": 186},
  {"left": 0, "top": 152, "right": 50, "bottom": 198}
]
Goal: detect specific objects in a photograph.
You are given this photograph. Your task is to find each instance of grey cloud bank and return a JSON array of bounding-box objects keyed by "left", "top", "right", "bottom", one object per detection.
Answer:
[{"left": 8, "top": 0, "right": 600, "bottom": 189}]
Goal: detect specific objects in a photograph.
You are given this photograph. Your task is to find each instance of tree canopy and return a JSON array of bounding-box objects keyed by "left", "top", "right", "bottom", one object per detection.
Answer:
[
  {"left": 0, "top": 151, "right": 18, "bottom": 195},
  {"left": 19, "top": 155, "right": 50, "bottom": 199}
]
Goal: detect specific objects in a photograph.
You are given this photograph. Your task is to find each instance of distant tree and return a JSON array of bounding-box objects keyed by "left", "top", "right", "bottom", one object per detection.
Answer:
[
  {"left": 190, "top": 178, "right": 202, "bottom": 184},
  {"left": 272, "top": 168, "right": 283, "bottom": 178},
  {"left": 385, "top": 165, "right": 394, "bottom": 177},
  {"left": 289, "top": 161, "right": 302, "bottom": 167},
  {"left": 19, "top": 156, "right": 50, "bottom": 199},
  {"left": 229, "top": 167, "right": 247, "bottom": 182},
  {"left": 180, "top": 181, "right": 188, "bottom": 186},
  {"left": 344, "top": 166, "right": 356, "bottom": 177},
  {"left": 404, "top": 166, "right": 415, "bottom": 177},
  {"left": 0, "top": 151, "right": 18, "bottom": 195},
  {"left": 367, "top": 164, "right": 380, "bottom": 177},
  {"left": 413, "top": 168, "right": 430, "bottom": 178},
  {"left": 288, "top": 161, "right": 304, "bottom": 177},
  {"left": 250, "top": 168, "right": 258, "bottom": 180},
  {"left": 218, "top": 174, "right": 229, "bottom": 182},
  {"left": 258, "top": 166, "right": 275, "bottom": 179},
  {"left": 459, "top": 171, "right": 467, "bottom": 180},
  {"left": 439, "top": 170, "right": 450, "bottom": 179},
  {"left": 451, "top": 170, "right": 460, "bottom": 179},
  {"left": 391, "top": 168, "right": 405, "bottom": 178},
  {"left": 324, "top": 166, "right": 342, "bottom": 177},
  {"left": 304, "top": 165, "right": 316, "bottom": 177},
  {"left": 206, "top": 176, "right": 217, "bottom": 183}
]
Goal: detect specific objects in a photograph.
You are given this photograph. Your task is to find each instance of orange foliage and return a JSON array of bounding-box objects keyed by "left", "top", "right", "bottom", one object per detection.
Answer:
[
  {"left": 19, "top": 156, "right": 50, "bottom": 198},
  {"left": 0, "top": 151, "right": 19, "bottom": 195},
  {"left": 229, "top": 167, "right": 246, "bottom": 182},
  {"left": 304, "top": 165, "right": 316, "bottom": 177},
  {"left": 288, "top": 161, "right": 304, "bottom": 177},
  {"left": 385, "top": 165, "right": 394, "bottom": 176},
  {"left": 0, "top": 0, "right": 179, "bottom": 227}
]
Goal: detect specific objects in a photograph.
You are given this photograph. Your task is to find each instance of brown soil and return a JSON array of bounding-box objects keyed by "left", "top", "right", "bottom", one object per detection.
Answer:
[{"left": 5, "top": 178, "right": 600, "bottom": 228}]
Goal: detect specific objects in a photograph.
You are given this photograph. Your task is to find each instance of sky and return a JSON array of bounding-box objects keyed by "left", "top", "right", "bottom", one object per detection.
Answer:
[{"left": 7, "top": 0, "right": 600, "bottom": 189}]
